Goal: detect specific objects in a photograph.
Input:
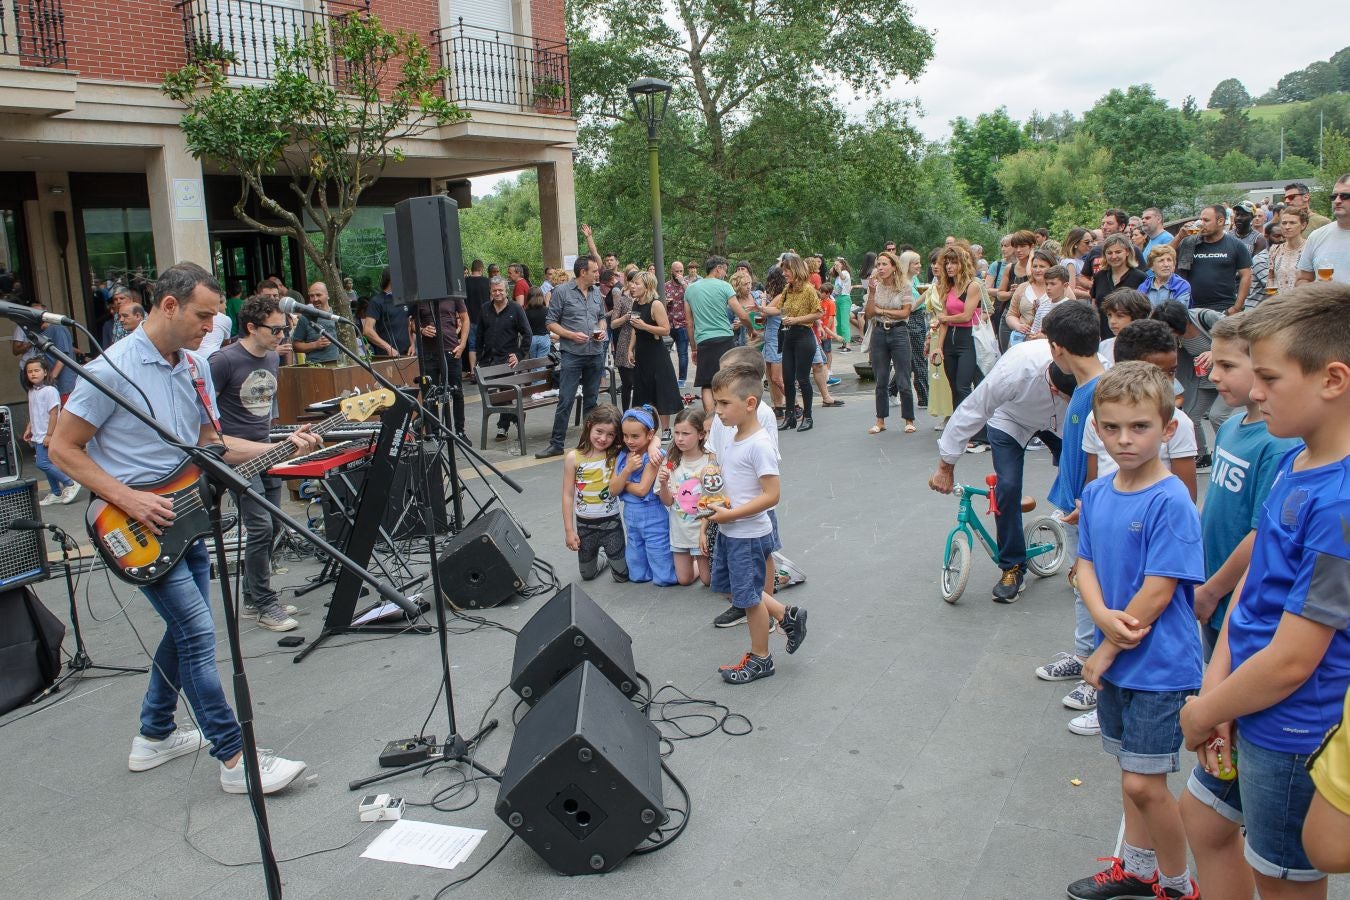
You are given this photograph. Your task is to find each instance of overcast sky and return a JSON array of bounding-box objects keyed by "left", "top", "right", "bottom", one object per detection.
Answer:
[{"left": 472, "top": 2, "right": 1345, "bottom": 195}]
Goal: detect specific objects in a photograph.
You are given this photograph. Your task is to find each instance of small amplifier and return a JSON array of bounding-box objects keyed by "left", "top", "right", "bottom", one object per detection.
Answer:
[{"left": 0, "top": 406, "right": 19, "bottom": 483}]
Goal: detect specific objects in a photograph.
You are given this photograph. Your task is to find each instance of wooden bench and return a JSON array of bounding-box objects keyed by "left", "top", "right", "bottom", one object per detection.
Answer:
[{"left": 475, "top": 356, "right": 618, "bottom": 454}]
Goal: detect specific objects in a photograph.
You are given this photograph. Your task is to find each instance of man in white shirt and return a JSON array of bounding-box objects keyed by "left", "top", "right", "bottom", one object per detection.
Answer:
[{"left": 196, "top": 291, "right": 233, "bottom": 357}]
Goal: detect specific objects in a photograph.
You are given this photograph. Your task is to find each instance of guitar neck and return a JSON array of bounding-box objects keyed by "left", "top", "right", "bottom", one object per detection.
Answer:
[{"left": 235, "top": 413, "right": 350, "bottom": 481}]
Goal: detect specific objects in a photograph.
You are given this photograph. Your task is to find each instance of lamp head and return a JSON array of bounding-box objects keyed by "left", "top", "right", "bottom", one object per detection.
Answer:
[{"left": 626, "top": 77, "right": 673, "bottom": 127}]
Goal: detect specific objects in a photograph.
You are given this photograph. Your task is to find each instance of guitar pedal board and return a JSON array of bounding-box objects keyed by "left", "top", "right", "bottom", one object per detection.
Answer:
[
  {"left": 0, "top": 406, "right": 19, "bottom": 484},
  {"left": 379, "top": 735, "right": 442, "bottom": 767}
]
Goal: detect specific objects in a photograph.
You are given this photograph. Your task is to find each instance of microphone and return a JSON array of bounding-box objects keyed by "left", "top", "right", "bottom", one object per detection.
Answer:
[
  {"left": 9, "top": 517, "right": 57, "bottom": 533},
  {"left": 0, "top": 300, "right": 75, "bottom": 328},
  {"left": 280, "top": 296, "right": 348, "bottom": 323}
]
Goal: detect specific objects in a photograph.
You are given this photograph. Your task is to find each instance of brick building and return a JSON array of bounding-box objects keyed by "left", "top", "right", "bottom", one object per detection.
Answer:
[{"left": 0, "top": 0, "right": 577, "bottom": 404}]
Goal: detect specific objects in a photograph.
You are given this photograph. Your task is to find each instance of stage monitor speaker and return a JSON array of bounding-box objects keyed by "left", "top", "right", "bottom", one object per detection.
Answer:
[
  {"left": 496, "top": 662, "right": 665, "bottom": 875},
  {"left": 510, "top": 583, "right": 638, "bottom": 706},
  {"left": 0, "top": 586, "right": 65, "bottom": 715},
  {"left": 0, "top": 478, "right": 47, "bottom": 589},
  {"left": 392, "top": 195, "right": 466, "bottom": 304},
  {"left": 435, "top": 508, "right": 532, "bottom": 609},
  {"left": 0, "top": 406, "right": 20, "bottom": 483}
]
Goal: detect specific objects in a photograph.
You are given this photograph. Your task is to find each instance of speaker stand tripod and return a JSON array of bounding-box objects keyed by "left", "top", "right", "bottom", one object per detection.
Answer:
[{"left": 32, "top": 524, "right": 146, "bottom": 703}]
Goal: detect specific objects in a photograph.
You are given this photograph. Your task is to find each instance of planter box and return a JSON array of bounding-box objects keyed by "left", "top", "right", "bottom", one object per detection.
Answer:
[
  {"left": 275, "top": 358, "right": 421, "bottom": 424},
  {"left": 853, "top": 363, "right": 874, "bottom": 382}
]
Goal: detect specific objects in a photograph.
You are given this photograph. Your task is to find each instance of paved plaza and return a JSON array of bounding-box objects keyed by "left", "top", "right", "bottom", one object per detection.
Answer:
[{"left": 4, "top": 361, "right": 1348, "bottom": 899}]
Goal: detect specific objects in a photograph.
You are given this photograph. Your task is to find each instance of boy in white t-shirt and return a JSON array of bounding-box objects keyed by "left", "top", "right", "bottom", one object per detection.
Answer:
[
  {"left": 704, "top": 347, "right": 783, "bottom": 628},
  {"left": 1083, "top": 320, "right": 1199, "bottom": 501},
  {"left": 705, "top": 365, "right": 808, "bottom": 684}
]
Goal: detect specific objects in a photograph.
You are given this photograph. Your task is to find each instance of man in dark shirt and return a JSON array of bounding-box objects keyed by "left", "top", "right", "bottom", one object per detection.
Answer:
[
  {"left": 209, "top": 294, "right": 304, "bottom": 632},
  {"left": 1179, "top": 204, "right": 1253, "bottom": 314},
  {"left": 464, "top": 259, "right": 490, "bottom": 379},
  {"left": 290, "top": 282, "right": 341, "bottom": 363},
  {"left": 413, "top": 295, "right": 470, "bottom": 440},
  {"left": 1076, "top": 208, "right": 1129, "bottom": 293},
  {"left": 475, "top": 276, "right": 533, "bottom": 442},
  {"left": 361, "top": 268, "right": 412, "bottom": 356},
  {"left": 1230, "top": 201, "right": 1267, "bottom": 255}
]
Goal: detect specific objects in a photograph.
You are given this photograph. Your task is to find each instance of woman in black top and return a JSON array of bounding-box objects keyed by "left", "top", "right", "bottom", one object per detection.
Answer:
[
  {"left": 524, "top": 286, "right": 551, "bottom": 360},
  {"left": 624, "top": 270, "right": 682, "bottom": 438},
  {"left": 995, "top": 230, "right": 1034, "bottom": 351},
  {"left": 1090, "top": 233, "right": 1147, "bottom": 337}
]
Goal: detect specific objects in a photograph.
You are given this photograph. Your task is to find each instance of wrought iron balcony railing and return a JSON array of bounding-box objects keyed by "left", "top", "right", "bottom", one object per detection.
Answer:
[
  {"left": 433, "top": 20, "right": 570, "bottom": 115},
  {"left": 0, "top": 0, "right": 69, "bottom": 68},
  {"left": 174, "top": 0, "right": 369, "bottom": 84}
]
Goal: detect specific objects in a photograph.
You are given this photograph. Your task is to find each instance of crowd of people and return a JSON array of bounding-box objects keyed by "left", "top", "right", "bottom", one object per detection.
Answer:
[{"left": 8, "top": 174, "right": 1350, "bottom": 891}]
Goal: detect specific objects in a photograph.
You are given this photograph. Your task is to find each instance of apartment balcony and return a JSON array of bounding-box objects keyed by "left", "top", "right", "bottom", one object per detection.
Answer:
[
  {"left": 433, "top": 19, "right": 570, "bottom": 117},
  {"left": 174, "top": 0, "right": 369, "bottom": 84},
  {"left": 0, "top": 0, "right": 75, "bottom": 114}
]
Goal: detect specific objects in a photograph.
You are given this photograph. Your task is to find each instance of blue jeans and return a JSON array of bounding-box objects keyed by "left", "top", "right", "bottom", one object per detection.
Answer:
[
  {"left": 34, "top": 443, "right": 73, "bottom": 495},
  {"left": 670, "top": 327, "right": 689, "bottom": 381},
  {"left": 548, "top": 351, "right": 605, "bottom": 450},
  {"left": 1096, "top": 680, "right": 1189, "bottom": 774},
  {"left": 529, "top": 334, "right": 552, "bottom": 361},
  {"left": 1187, "top": 733, "right": 1324, "bottom": 881},
  {"left": 138, "top": 541, "right": 243, "bottom": 762},
  {"left": 987, "top": 425, "right": 1028, "bottom": 569}
]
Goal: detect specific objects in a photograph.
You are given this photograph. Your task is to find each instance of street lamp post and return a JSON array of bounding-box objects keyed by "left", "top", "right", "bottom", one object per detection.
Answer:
[{"left": 627, "top": 77, "right": 673, "bottom": 283}]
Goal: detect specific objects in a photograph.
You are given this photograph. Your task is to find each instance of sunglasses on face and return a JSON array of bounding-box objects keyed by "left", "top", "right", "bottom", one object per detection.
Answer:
[
  {"left": 265, "top": 325, "right": 291, "bottom": 336},
  {"left": 1331, "top": 192, "right": 1350, "bottom": 202}
]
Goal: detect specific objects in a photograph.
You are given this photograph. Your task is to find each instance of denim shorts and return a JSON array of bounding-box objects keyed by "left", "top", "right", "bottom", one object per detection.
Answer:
[
  {"left": 1186, "top": 732, "right": 1324, "bottom": 881},
  {"left": 1096, "top": 680, "right": 1190, "bottom": 774},
  {"left": 710, "top": 531, "right": 775, "bottom": 608}
]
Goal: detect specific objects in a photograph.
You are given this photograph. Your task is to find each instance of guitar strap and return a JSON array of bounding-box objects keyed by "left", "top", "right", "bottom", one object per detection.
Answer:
[{"left": 184, "top": 355, "right": 222, "bottom": 434}]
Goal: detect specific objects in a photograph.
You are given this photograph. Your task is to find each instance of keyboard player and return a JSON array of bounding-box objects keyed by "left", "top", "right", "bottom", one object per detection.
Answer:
[{"left": 209, "top": 295, "right": 321, "bottom": 631}]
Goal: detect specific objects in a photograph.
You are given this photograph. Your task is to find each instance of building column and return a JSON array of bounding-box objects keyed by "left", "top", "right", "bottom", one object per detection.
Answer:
[
  {"left": 28, "top": 171, "right": 81, "bottom": 320},
  {"left": 146, "top": 130, "right": 210, "bottom": 271},
  {"left": 537, "top": 146, "right": 577, "bottom": 267}
]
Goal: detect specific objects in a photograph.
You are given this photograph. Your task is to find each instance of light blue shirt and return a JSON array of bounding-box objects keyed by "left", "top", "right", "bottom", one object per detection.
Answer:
[
  {"left": 64, "top": 325, "right": 216, "bottom": 485},
  {"left": 1296, "top": 221, "right": 1350, "bottom": 285},
  {"left": 1143, "top": 230, "right": 1174, "bottom": 259}
]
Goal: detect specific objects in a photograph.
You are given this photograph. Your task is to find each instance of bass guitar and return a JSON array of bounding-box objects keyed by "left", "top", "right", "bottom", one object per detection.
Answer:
[{"left": 86, "top": 389, "right": 395, "bottom": 585}]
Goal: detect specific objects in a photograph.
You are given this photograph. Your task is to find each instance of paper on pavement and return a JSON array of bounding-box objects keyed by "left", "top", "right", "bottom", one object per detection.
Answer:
[{"left": 360, "top": 819, "right": 487, "bottom": 870}]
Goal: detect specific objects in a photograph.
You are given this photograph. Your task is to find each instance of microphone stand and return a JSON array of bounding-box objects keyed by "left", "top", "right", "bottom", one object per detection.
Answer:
[
  {"left": 31, "top": 523, "right": 147, "bottom": 703},
  {"left": 314, "top": 310, "right": 507, "bottom": 789},
  {"left": 20, "top": 325, "right": 423, "bottom": 900}
]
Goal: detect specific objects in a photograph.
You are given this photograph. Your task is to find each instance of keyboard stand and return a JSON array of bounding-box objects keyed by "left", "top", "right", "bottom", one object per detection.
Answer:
[
  {"left": 295, "top": 398, "right": 434, "bottom": 663},
  {"left": 294, "top": 465, "right": 418, "bottom": 598}
]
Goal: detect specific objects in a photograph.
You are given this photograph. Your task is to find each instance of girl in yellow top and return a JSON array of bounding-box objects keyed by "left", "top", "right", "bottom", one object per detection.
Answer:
[
  {"left": 561, "top": 405, "right": 628, "bottom": 582},
  {"left": 775, "top": 253, "right": 823, "bottom": 433}
]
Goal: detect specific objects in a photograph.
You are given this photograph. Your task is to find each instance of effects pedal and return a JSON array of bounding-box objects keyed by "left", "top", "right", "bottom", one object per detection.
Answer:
[
  {"left": 357, "top": 793, "right": 404, "bottom": 822},
  {"left": 379, "top": 735, "right": 442, "bottom": 767}
]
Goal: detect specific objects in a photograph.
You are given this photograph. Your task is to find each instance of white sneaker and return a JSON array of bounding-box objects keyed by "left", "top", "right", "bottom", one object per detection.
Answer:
[
  {"left": 1067, "top": 709, "right": 1100, "bottom": 736},
  {"left": 220, "top": 750, "right": 307, "bottom": 794},
  {"left": 59, "top": 482, "right": 81, "bottom": 505},
  {"left": 39, "top": 492, "right": 61, "bottom": 506},
  {"left": 129, "top": 727, "right": 206, "bottom": 772},
  {"left": 1062, "top": 680, "right": 1098, "bottom": 710}
]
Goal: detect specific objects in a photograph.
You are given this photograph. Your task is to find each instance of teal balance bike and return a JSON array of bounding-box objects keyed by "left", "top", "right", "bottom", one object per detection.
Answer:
[{"left": 941, "top": 473, "right": 1067, "bottom": 603}]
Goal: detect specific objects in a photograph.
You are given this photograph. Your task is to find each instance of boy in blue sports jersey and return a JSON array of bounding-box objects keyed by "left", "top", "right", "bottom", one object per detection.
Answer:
[
  {"left": 1068, "top": 361, "right": 1205, "bottom": 900},
  {"left": 1191, "top": 314, "right": 1302, "bottom": 662},
  {"left": 1181, "top": 283, "right": 1350, "bottom": 900}
]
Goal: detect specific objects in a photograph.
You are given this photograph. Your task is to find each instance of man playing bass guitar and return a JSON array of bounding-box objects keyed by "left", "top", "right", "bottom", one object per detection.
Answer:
[{"left": 50, "top": 263, "right": 318, "bottom": 795}]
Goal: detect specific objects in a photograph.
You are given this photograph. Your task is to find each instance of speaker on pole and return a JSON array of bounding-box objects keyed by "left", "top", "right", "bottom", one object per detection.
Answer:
[
  {"left": 495, "top": 662, "right": 665, "bottom": 875},
  {"left": 392, "top": 195, "right": 466, "bottom": 304},
  {"left": 435, "top": 508, "right": 533, "bottom": 609},
  {"left": 510, "top": 583, "right": 638, "bottom": 705}
]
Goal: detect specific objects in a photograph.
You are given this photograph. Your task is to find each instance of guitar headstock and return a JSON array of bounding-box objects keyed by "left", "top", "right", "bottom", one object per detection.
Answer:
[{"left": 341, "top": 388, "right": 396, "bottom": 422}]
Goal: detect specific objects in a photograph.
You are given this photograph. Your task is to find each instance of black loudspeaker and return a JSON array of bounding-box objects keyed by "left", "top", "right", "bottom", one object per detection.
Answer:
[
  {"left": 0, "top": 586, "right": 66, "bottom": 715},
  {"left": 0, "top": 406, "right": 19, "bottom": 482},
  {"left": 496, "top": 662, "right": 665, "bottom": 875},
  {"left": 320, "top": 448, "right": 449, "bottom": 543},
  {"left": 383, "top": 211, "right": 405, "bottom": 303},
  {"left": 435, "top": 508, "right": 533, "bottom": 609},
  {"left": 510, "top": 583, "right": 638, "bottom": 705},
  {"left": 0, "top": 479, "right": 48, "bottom": 589},
  {"left": 392, "top": 195, "right": 466, "bottom": 304}
]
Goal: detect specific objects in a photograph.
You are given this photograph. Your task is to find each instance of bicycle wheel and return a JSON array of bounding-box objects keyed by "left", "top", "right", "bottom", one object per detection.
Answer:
[
  {"left": 941, "top": 532, "right": 972, "bottom": 604},
  {"left": 1025, "top": 514, "right": 1067, "bottom": 577}
]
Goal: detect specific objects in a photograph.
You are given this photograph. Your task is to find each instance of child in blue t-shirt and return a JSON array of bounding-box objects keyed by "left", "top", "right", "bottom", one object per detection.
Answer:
[
  {"left": 1192, "top": 315, "right": 1302, "bottom": 659},
  {"left": 1070, "top": 361, "right": 1205, "bottom": 900},
  {"left": 1180, "top": 286, "right": 1350, "bottom": 898},
  {"left": 1030, "top": 301, "right": 1108, "bottom": 734}
]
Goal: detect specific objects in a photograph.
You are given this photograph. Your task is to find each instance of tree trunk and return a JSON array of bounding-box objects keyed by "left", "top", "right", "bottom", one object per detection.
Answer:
[{"left": 319, "top": 259, "right": 361, "bottom": 354}]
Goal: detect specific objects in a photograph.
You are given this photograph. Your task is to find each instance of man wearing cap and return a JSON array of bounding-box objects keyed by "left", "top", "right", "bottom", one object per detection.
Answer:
[{"left": 1231, "top": 201, "right": 1267, "bottom": 255}]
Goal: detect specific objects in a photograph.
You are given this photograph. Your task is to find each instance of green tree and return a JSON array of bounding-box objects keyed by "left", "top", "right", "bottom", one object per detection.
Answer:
[
  {"left": 1333, "top": 46, "right": 1350, "bottom": 92},
  {"left": 1080, "top": 85, "right": 1201, "bottom": 211},
  {"left": 1207, "top": 78, "right": 1253, "bottom": 109},
  {"left": 1216, "top": 149, "right": 1261, "bottom": 183},
  {"left": 567, "top": 0, "right": 933, "bottom": 257},
  {"left": 995, "top": 132, "right": 1109, "bottom": 230},
  {"left": 162, "top": 14, "right": 459, "bottom": 347},
  {"left": 459, "top": 173, "right": 545, "bottom": 278},
  {"left": 1281, "top": 93, "right": 1350, "bottom": 162},
  {"left": 1303, "top": 61, "right": 1342, "bottom": 99},
  {"left": 1313, "top": 129, "right": 1350, "bottom": 212},
  {"left": 949, "top": 107, "right": 1026, "bottom": 217},
  {"left": 1200, "top": 105, "right": 1251, "bottom": 158}
]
